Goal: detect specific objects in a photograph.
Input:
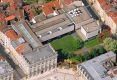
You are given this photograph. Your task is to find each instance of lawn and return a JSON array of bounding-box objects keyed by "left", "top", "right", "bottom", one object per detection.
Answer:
[
  {"left": 27, "top": 0, "right": 37, "bottom": 3},
  {"left": 84, "top": 38, "right": 100, "bottom": 48},
  {"left": 50, "top": 35, "right": 78, "bottom": 52}
]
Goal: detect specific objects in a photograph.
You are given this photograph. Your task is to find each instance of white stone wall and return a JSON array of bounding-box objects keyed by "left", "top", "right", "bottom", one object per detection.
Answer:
[
  {"left": 0, "top": 31, "right": 29, "bottom": 75},
  {"left": 81, "top": 26, "right": 87, "bottom": 38}
]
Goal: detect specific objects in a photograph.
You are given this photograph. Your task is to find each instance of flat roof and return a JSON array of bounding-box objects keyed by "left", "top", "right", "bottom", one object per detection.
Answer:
[
  {"left": 13, "top": 20, "right": 42, "bottom": 48},
  {"left": 33, "top": 13, "right": 71, "bottom": 35},
  {"left": 64, "top": 5, "right": 91, "bottom": 24},
  {"left": 0, "top": 60, "right": 13, "bottom": 77},
  {"left": 22, "top": 44, "right": 57, "bottom": 64},
  {"left": 79, "top": 51, "right": 116, "bottom": 80},
  {"left": 82, "top": 21, "right": 100, "bottom": 32}
]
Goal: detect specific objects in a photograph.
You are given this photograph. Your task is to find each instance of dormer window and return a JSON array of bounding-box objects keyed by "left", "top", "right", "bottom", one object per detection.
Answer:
[{"left": 38, "top": 35, "right": 42, "bottom": 38}]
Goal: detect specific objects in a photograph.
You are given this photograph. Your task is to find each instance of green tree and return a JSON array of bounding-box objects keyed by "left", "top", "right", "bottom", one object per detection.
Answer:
[
  {"left": 98, "top": 46, "right": 106, "bottom": 54},
  {"left": 90, "top": 48, "right": 98, "bottom": 58},
  {"left": 83, "top": 51, "right": 90, "bottom": 60},
  {"left": 75, "top": 54, "right": 83, "bottom": 62},
  {"left": 97, "top": 29, "right": 111, "bottom": 43},
  {"left": 72, "top": 40, "right": 81, "bottom": 49},
  {"left": 103, "top": 37, "right": 117, "bottom": 52},
  {"left": 67, "top": 52, "right": 74, "bottom": 59}
]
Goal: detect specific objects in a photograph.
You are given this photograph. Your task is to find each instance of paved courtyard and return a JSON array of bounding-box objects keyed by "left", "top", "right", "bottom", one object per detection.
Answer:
[
  {"left": 40, "top": 72, "right": 77, "bottom": 80},
  {"left": 28, "top": 68, "right": 78, "bottom": 80}
]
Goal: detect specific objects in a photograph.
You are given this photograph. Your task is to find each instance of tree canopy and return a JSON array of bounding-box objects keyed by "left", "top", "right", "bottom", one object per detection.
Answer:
[
  {"left": 103, "top": 37, "right": 117, "bottom": 52},
  {"left": 83, "top": 51, "right": 90, "bottom": 60},
  {"left": 72, "top": 39, "right": 81, "bottom": 49},
  {"left": 75, "top": 54, "right": 83, "bottom": 62},
  {"left": 97, "top": 29, "right": 111, "bottom": 43}
]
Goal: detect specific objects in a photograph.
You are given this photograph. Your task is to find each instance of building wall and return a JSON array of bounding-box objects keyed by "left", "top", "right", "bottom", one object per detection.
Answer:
[
  {"left": 92, "top": 0, "right": 117, "bottom": 34},
  {"left": 28, "top": 54, "right": 57, "bottom": 78},
  {"left": 81, "top": 26, "right": 87, "bottom": 38},
  {"left": 77, "top": 66, "right": 89, "bottom": 80},
  {"left": 39, "top": 25, "right": 74, "bottom": 42},
  {"left": 0, "top": 31, "right": 29, "bottom": 76},
  {"left": 87, "top": 29, "right": 100, "bottom": 39}
]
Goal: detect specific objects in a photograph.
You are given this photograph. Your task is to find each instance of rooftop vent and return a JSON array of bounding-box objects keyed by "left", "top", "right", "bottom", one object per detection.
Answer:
[
  {"left": 38, "top": 35, "right": 42, "bottom": 38},
  {"left": 68, "top": 8, "right": 82, "bottom": 17},
  {"left": 47, "top": 31, "right": 52, "bottom": 34},
  {"left": 57, "top": 27, "right": 62, "bottom": 30}
]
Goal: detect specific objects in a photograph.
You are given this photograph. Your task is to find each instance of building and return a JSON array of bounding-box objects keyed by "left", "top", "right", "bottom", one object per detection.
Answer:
[
  {"left": 21, "top": 44, "right": 58, "bottom": 78},
  {"left": 88, "top": 0, "right": 117, "bottom": 35},
  {"left": 32, "top": 13, "right": 74, "bottom": 43},
  {"left": 12, "top": 20, "right": 42, "bottom": 48},
  {"left": 63, "top": 2, "right": 101, "bottom": 41},
  {"left": 77, "top": 51, "right": 117, "bottom": 80},
  {"left": 0, "top": 55, "right": 14, "bottom": 80},
  {"left": 80, "top": 21, "right": 101, "bottom": 41},
  {"left": 42, "top": 1, "right": 61, "bottom": 17}
]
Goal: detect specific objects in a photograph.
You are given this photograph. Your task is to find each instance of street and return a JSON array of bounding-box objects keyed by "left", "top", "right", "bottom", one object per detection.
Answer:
[{"left": 0, "top": 44, "right": 25, "bottom": 80}]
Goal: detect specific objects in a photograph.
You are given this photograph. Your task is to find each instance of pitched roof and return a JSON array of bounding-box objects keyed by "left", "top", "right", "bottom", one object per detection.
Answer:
[
  {"left": 97, "top": 0, "right": 117, "bottom": 24},
  {"left": 22, "top": 5, "right": 31, "bottom": 12},
  {"left": 16, "top": 45, "right": 25, "bottom": 54},
  {"left": 42, "top": 1, "right": 61, "bottom": 15},
  {"left": 5, "top": 15, "right": 15, "bottom": 21},
  {"left": 0, "top": 9, "right": 5, "bottom": 23},
  {"left": 2, "top": 0, "right": 21, "bottom": 5},
  {"left": 29, "top": 10, "right": 37, "bottom": 20},
  {"left": 59, "top": 0, "right": 74, "bottom": 5},
  {"left": 7, "top": 4, "right": 18, "bottom": 12},
  {"left": 0, "top": 25, "right": 7, "bottom": 31},
  {"left": 0, "top": 56, "right": 3, "bottom": 61},
  {"left": 5, "top": 30, "right": 20, "bottom": 41}
]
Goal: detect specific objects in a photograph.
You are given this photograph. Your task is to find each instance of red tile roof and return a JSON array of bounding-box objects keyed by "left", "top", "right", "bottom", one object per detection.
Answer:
[
  {"left": 98, "top": 0, "right": 117, "bottom": 24},
  {"left": 63, "top": 0, "right": 74, "bottom": 5},
  {"left": 5, "top": 15, "right": 15, "bottom": 21},
  {"left": 7, "top": 4, "right": 18, "bottom": 12},
  {"left": 29, "top": 10, "right": 37, "bottom": 20},
  {"left": 42, "top": 1, "right": 61, "bottom": 15},
  {"left": 16, "top": 45, "right": 25, "bottom": 54},
  {"left": 2, "top": 0, "right": 21, "bottom": 5},
  {"left": 0, "top": 56, "right": 3, "bottom": 61},
  {"left": 23, "top": 5, "right": 31, "bottom": 12},
  {"left": 0, "top": 9, "right": 5, "bottom": 23},
  {"left": 5, "top": 30, "right": 20, "bottom": 41}
]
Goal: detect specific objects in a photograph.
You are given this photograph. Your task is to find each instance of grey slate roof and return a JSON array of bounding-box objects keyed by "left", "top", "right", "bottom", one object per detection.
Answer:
[
  {"left": 79, "top": 51, "right": 117, "bottom": 80},
  {"left": 22, "top": 44, "right": 57, "bottom": 64}
]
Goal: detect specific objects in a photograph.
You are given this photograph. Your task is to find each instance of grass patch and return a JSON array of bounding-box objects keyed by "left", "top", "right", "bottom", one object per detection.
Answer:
[
  {"left": 45, "top": 0, "right": 52, "bottom": 3},
  {"left": 75, "top": 32, "right": 83, "bottom": 41},
  {"left": 70, "top": 58, "right": 79, "bottom": 63},
  {"left": 27, "top": 0, "right": 37, "bottom": 3},
  {"left": 84, "top": 38, "right": 100, "bottom": 48},
  {"left": 51, "top": 35, "right": 78, "bottom": 52}
]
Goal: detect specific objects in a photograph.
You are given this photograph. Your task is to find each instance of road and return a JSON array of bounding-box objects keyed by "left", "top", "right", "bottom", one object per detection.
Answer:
[{"left": 0, "top": 44, "right": 25, "bottom": 80}]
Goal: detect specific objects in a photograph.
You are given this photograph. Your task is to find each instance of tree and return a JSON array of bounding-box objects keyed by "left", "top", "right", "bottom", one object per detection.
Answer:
[
  {"left": 72, "top": 39, "right": 81, "bottom": 49},
  {"left": 97, "top": 29, "right": 111, "bottom": 43},
  {"left": 98, "top": 46, "right": 106, "bottom": 54},
  {"left": 83, "top": 51, "right": 90, "bottom": 60},
  {"left": 75, "top": 54, "right": 83, "bottom": 62},
  {"left": 90, "top": 48, "right": 98, "bottom": 58},
  {"left": 67, "top": 52, "right": 74, "bottom": 59},
  {"left": 103, "top": 37, "right": 117, "bottom": 52}
]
